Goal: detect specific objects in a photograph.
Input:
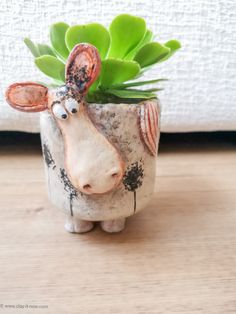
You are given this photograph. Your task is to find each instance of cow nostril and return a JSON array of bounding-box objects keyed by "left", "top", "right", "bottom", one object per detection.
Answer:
[
  {"left": 111, "top": 172, "right": 119, "bottom": 179},
  {"left": 83, "top": 184, "right": 91, "bottom": 190}
]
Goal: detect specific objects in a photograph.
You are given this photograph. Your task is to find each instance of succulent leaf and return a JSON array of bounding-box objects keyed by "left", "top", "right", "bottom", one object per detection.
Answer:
[
  {"left": 37, "top": 44, "right": 56, "bottom": 57},
  {"left": 99, "top": 59, "right": 140, "bottom": 88},
  {"left": 65, "top": 23, "right": 110, "bottom": 59},
  {"left": 161, "top": 39, "right": 181, "bottom": 61},
  {"left": 134, "top": 42, "right": 170, "bottom": 68},
  {"left": 108, "top": 78, "right": 167, "bottom": 89},
  {"left": 50, "top": 22, "right": 70, "bottom": 60},
  {"left": 124, "top": 29, "right": 153, "bottom": 60},
  {"left": 108, "top": 14, "right": 146, "bottom": 59},
  {"left": 24, "top": 38, "right": 40, "bottom": 58},
  {"left": 104, "top": 88, "right": 156, "bottom": 99},
  {"left": 35, "top": 55, "right": 65, "bottom": 82}
]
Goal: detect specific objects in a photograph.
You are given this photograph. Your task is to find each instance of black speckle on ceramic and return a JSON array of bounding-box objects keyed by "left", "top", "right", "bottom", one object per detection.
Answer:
[
  {"left": 42, "top": 143, "right": 56, "bottom": 170},
  {"left": 59, "top": 168, "right": 78, "bottom": 197},
  {"left": 59, "top": 168, "right": 79, "bottom": 217}
]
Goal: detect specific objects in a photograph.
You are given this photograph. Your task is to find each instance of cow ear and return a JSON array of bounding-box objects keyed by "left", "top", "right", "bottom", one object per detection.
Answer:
[
  {"left": 5, "top": 82, "right": 48, "bottom": 112},
  {"left": 140, "top": 101, "right": 160, "bottom": 156},
  {"left": 65, "top": 43, "right": 101, "bottom": 96}
]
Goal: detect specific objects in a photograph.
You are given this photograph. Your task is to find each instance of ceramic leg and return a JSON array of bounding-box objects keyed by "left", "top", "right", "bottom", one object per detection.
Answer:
[
  {"left": 65, "top": 215, "right": 94, "bottom": 234},
  {"left": 100, "top": 218, "right": 126, "bottom": 233}
]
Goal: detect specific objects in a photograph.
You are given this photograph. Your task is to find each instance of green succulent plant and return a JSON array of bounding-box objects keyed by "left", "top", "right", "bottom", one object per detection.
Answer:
[{"left": 24, "top": 14, "right": 181, "bottom": 104}]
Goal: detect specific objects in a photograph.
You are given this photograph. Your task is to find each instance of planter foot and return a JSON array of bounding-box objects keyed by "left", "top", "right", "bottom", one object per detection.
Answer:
[
  {"left": 65, "top": 216, "right": 94, "bottom": 234},
  {"left": 100, "top": 218, "right": 126, "bottom": 233}
]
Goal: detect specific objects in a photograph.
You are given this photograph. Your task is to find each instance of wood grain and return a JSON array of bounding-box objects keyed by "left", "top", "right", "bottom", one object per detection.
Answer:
[{"left": 0, "top": 136, "right": 236, "bottom": 314}]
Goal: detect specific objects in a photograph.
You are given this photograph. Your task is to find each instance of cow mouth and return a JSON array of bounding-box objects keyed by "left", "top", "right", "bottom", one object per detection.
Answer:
[{"left": 70, "top": 173, "right": 124, "bottom": 196}]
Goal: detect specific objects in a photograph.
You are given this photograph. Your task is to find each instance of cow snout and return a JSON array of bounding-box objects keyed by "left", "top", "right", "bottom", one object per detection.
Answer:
[
  {"left": 75, "top": 167, "right": 124, "bottom": 195},
  {"left": 59, "top": 99, "right": 125, "bottom": 195}
]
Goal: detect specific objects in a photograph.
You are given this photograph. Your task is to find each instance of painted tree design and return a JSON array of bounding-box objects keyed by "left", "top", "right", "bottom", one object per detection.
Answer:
[{"left": 123, "top": 162, "right": 144, "bottom": 213}]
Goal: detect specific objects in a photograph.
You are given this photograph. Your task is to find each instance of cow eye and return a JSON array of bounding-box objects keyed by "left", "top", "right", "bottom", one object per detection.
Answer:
[
  {"left": 52, "top": 104, "right": 68, "bottom": 120},
  {"left": 65, "top": 98, "right": 79, "bottom": 114}
]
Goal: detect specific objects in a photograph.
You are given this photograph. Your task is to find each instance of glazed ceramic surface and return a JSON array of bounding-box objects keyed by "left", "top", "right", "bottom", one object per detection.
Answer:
[{"left": 40, "top": 100, "right": 160, "bottom": 222}]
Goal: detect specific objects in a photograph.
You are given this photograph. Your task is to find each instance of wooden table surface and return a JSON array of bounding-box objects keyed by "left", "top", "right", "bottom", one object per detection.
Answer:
[{"left": 0, "top": 133, "right": 235, "bottom": 314}]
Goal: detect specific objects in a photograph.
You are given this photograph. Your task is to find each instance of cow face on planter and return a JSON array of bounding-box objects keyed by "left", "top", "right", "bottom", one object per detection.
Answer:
[
  {"left": 5, "top": 43, "right": 160, "bottom": 233},
  {"left": 6, "top": 44, "right": 125, "bottom": 195}
]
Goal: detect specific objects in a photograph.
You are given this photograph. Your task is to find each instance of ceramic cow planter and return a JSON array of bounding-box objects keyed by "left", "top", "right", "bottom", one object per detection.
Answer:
[{"left": 6, "top": 43, "right": 160, "bottom": 233}]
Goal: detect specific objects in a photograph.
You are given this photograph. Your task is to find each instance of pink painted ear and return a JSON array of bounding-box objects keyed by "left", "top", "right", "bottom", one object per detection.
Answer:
[
  {"left": 66, "top": 43, "right": 101, "bottom": 95},
  {"left": 140, "top": 101, "right": 160, "bottom": 156},
  {"left": 6, "top": 82, "right": 48, "bottom": 112}
]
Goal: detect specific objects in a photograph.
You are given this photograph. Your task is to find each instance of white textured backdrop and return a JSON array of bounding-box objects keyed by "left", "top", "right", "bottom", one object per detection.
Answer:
[{"left": 0, "top": 0, "right": 236, "bottom": 132}]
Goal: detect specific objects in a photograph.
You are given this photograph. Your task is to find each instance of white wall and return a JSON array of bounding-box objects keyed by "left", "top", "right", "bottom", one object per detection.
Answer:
[{"left": 0, "top": 0, "right": 236, "bottom": 132}]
